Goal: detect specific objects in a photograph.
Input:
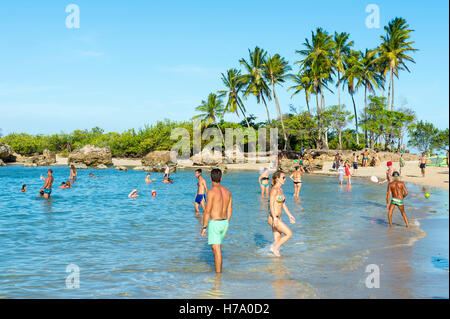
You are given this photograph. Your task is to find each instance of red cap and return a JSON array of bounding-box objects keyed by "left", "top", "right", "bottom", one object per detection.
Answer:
[{"left": 387, "top": 161, "right": 392, "bottom": 166}]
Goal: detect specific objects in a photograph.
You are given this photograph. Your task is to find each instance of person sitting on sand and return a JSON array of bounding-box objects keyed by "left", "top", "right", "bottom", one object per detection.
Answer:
[
  {"left": 128, "top": 189, "right": 139, "bottom": 198},
  {"left": 40, "top": 169, "right": 54, "bottom": 199},
  {"left": 289, "top": 166, "right": 303, "bottom": 197},
  {"left": 259, "top": 168, "right": 270, "bottom": 197},
  {"left": 267, "top": 171, "right": 296, "bottom": 257},
  {"left": 386, "top": 171, "right": 409, "bottom": 228},
  {"left": 379, "top": 161, "right": 394, "bottom": 185},
  {"left": 20, "top": 184, "right": 27, "bottom": 192}
]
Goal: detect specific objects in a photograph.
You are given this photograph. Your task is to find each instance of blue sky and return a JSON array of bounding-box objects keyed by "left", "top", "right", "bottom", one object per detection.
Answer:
[{"left": 0, "top": 0, "right": 448, "bottom": 135}]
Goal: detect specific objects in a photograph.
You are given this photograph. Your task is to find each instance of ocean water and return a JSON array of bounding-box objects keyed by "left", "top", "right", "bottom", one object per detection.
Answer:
[{"left": 0, "top": 166, "right": 448, "bottom": 299}]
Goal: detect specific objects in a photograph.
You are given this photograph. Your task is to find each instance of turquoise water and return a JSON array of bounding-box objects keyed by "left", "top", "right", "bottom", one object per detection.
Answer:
[{"left": 0, "top": 166, "right": 448, "bottom": 298}]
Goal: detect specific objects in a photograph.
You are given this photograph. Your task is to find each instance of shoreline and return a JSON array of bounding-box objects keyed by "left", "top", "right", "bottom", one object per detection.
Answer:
[{"left": 5, "top": 156, "right": 449, "bottom": 191}]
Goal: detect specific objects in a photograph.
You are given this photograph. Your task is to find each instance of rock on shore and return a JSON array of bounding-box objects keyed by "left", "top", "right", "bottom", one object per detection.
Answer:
[
  {"left": 68, "top": 145, "right": 112, "bottom": 167},
  {"left": 141, "top": 151, "right": 177, "bottom": 173},
  {"left": 0, "top": 143, "right": 14, "bottom": 162}
]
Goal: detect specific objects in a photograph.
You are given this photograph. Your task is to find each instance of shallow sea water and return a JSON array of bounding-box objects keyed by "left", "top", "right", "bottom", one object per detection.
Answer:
[{"left": 0, "top": 166, "right": 448, "bottom": 298}]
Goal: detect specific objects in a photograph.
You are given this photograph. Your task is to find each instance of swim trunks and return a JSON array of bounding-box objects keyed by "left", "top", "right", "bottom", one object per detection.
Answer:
[
  {"left": 43, "top": 188, "right": 52, "bottom": 195},
  {"left": 391, "top": 197, "right": 404, "bottom": 206},
  {"left": 208, "top": 219, "right": 229, "bottom": 245},
  {"left": 195, "top": 194, "right": 206, "bottom": 204},
  {"left": 353, "top": 162, "right": 358, "bottom": 169},
  {"left": 420, "top": 163, "right": 426, "bottom": 169}
]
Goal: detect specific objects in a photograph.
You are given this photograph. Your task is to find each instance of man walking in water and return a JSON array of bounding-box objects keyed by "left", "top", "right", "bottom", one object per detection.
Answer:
[
  {"left": 40, "top": 169, "right": 54, "bottom": 199},
  {"left": 419, "top": 153, "right": 427, "bottom": 177},
  {"left": 386, "top": 171, "right": 409, "bottom": 228},
  {"left": 194, "top": 169, "right": 208, "bottom": 214},
  {"left": 201, "top": 169, "right": 232, "bottom": 273}
]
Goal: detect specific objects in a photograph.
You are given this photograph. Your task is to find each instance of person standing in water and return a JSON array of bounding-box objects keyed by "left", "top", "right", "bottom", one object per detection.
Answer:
[
  {"left": 337, "top": 160, "right": 345, "bottom": 185},
  {"left": 20, "top": 184, "right": 27, "bottom": 192},
  {"left": 145, "top": 173, "right": 155, "bottom": 183},
  {"left": 194, "top": 169, "right": 208, "bottom": 214},
  {"left": 163, "top": 163, "right": 171, "bottom": 179},
  {"left": 258, "top": 168, "right": 270, "bottom": 196},
  {"left": 352, "top": 153, "right": 359, "bottom": 175},
  {"left": 344, "top": 161, "right": 352, "bottom": 185},
  {"left": 40, "top": 169, "right": 54, "bottom": 199},
  {"left": 386, "top": 171, "right": 409, "bottom": 228},
  {"left": 289, "top": 166, "right": 303, "bottom": 197},
  {"left": 201, "top": 169, "right": 232, "bottom": 273},
  {"left": 267, "top": 171, "right": 296, "bottom": 257},
  {"left": 69, "top": 165, "right": 77, "bottom": 182},
  {"left": 419, "top": 153, "right": 427, "bottom": 177}
]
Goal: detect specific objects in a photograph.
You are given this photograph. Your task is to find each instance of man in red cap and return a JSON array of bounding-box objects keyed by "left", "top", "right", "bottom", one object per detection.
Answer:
[{"left": 379, "top": 161, "right": 394, "bottom": 185}]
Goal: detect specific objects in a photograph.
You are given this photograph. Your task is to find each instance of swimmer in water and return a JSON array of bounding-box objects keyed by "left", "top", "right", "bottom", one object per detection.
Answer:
[
  {"left": 20, "top": 184, "right": 27, "bottom": 192},
  {"left": 289, "top": 166, "right": 304, "bottom": 197},
  {"left": 40, "top": 169, "right": 54, "bottom": 199},
  {"left": 386, "top": 171, "right": 409, "bottom": 228},
  {"left": 70, "top": 165, "right": 77, "bottom": 182},
  {"left": 268, "top": 171, "right": 296, "bottom": 257},
  {"left": 194, "top": 169, "right": 208, "bottom": 214},
  {"left": 258, "top": 168, "right": 270, "bottom": 196},
  {"left": 145, "top": 173, "right": 155, "bottom": 183},
  {"left": 128, "top": 189, "right": 139, "bottom": 198},
  {"left": 89, "top": 173, "right": 101, "bottom": 178},
  {"left": 162, "top": 177, "right": 174, "bottom": 184}
]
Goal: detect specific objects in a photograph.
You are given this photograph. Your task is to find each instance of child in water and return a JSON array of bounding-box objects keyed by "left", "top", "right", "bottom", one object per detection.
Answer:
[{"left": 128, "top": 189, "right": 139, "bottom": 198}]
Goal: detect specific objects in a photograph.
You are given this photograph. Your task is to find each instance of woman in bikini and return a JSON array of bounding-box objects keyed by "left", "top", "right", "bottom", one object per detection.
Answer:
[
  {"left": 258, "top": 168, "right": 270, "bottom": 196},
  {"left": 289, "top": 166, "right": 304, "bottom": 197},
  {"left": 267, "top": 171, "right": 296, "bottom": 257},
  {"left": 69, "top": 165, "right": 77, "bottom": 182}
]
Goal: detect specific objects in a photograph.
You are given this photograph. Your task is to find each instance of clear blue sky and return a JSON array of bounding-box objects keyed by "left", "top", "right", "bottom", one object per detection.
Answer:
[{"left": 0, "top": 0, "right": 448, "bottom": 135}]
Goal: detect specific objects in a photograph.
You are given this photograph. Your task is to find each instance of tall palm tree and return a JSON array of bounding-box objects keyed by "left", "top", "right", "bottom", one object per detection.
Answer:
[
  {"left": 193, "top": 93, "right": 226, "bottom": 144},
  {"left": 264, "top": 54, "right": 292, "bottom": 149},
  {"left": 239, "top": 47, "right": 272, "bottom": 124},
  {"left": 340, "top": 50, "right": 363, "bottom": 145},
  {"left": 296, "top": 28, "right": 334, "bottom": 149},
  {"left": 356, "top": 49, "right": 384, "bottom": 146},
  {"left": 332, "top": 32, "right": 354, "bottom": 149},
  {"left": 288, "top": 69, "right": 314, "bottom": 114},
  {"left": 218, "top": 69, "right": 250, "bottom": 128},
  {"left": 378, "top": 17, "right": 417, "bottom": 110}
]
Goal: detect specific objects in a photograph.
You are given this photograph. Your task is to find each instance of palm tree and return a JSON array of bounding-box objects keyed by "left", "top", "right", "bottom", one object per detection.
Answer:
[
  {"left": 332, "top": 32, "right": 354, "bottom": 149},
  {"left": 218, "top": 69, "right": 250, "bottom": 128},
  {"left": 295, "top": 28, "right": 335, "bottom": 149},
  {"left": 378, "top": 17, "right": 417, "bottom": 110},
  {"left": 288, "top": 69, "right": 314, "bottom": 114},
  {"left": 356, "top": 49, "right": 384, "bottom": 146},
  {"left": 193, "top": 93, "right": 226, "bottom": 145},
  {"left": 239, "top": 47, "right": 272, "bottom": 124},
  {"left": 264, "top": 54, "right": 292, "bottom": 149},
  {"left": 340, "top": 50, "right": 363, "bottom": 145}
]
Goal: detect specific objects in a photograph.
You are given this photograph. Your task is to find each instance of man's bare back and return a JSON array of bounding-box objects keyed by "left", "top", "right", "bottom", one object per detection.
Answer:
[{"left": 206, "top": 184, "right": 232, "bottom": 220}]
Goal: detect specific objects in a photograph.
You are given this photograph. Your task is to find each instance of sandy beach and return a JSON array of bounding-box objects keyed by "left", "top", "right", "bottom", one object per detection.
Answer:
[{"left": 315, "top": 160, "right": 449, "bottom": 190}]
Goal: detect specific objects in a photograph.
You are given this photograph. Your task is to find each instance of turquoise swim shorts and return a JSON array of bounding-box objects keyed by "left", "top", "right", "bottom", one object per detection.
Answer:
[{"left": 208, "top": 219, "right": 229, "bottom": 245}]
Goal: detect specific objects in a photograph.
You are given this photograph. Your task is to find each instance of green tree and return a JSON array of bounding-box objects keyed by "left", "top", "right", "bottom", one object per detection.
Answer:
[
  {"left": 264, "top": 53, "right": 292, "bottom": 149},
  {"left": 193, "top": 93, "right": 226, "bottom": 145},
  {"left": 408, "top": 121, "right": 442, "bottom": 154}
]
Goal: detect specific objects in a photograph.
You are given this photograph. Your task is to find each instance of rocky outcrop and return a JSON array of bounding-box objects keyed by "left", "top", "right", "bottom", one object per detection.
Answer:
[
  {"left": 71, "top": 163, "right": 88, "bottom": 169},
  {"left": 0, "top": 143, "right": 14, "bottom": 162},
  {"left": 68, "top": 145, "right": 112, "bottom": 167},
  {"left": 115, "top": 166, "right": 128, "bottom": 171},
  {"left": 141, "top": 151, "right": 177, "bottom": 173},
  {"left": 192, "top": 149, "right": 223, "bottom": 166},
  {"left": 0, "top": 159, "right": 5, "bottom": 166},
  {"left": 96, "top": 164, "right": 108, "bottom": 169},
  {"left": 22, "top": 149, "right": 56, "bottom": 166}
]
